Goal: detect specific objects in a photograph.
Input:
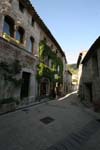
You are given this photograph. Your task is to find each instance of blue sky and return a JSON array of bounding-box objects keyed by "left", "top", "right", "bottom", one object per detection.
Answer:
[{"left": 31, "top": 0, "right": 100, "bottom": 64}]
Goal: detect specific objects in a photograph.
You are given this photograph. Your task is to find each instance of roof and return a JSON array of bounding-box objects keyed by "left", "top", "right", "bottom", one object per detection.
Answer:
[
  {"left": 82, "top": 36, "right": 100, "bottom": 64},
  {"left": 77, "top": 52, "right": 82, "bottom": 68},
  {"left": 21, "top": 0, "right": 66, "bottom": 59},
  {"left": 67, "top": 70, "right": 72, "bottom": 75},
  {"left": 77, "top": 51, "right": 87, "bottom": 67}
]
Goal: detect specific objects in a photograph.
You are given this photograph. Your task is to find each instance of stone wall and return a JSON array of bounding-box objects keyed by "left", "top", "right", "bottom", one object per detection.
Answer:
[
  {"left": 79, "top": 48, "right": 100, "bottom": 105},
  {"left": 0, "top": 0, "right": 40, "bottom": 56},
  {"left": 0, "top": 0, "right": 67, "bottom": 102},
  {"left": 0, "top": 37, "right": 36, "bottom": 102}
]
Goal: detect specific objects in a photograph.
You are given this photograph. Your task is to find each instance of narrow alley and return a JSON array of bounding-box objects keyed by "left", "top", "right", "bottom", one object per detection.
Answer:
[{"left": 1, "top": 0, "right": 100, "bottom": 150}]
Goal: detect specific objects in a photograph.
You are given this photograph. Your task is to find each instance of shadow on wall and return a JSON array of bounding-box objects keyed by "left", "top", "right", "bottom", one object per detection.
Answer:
[
  {"left": 78, "top": 41, "right": 100, "bottom": 112},
  {"left": 78, "top": 72, "right": 92, "bottom": 104}
]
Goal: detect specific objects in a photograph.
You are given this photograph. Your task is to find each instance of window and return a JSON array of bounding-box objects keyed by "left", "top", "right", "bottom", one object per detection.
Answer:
[
  {"left": 19, "top": 1, "right": 24, "bottom": 12},
  {"left": 31, "top": 17, "right": 34, "bottom": 26},
  {"left": 45, "top": 56, "right": 49, "bottom": 66},
  {"left": 44, "top": 37, "right": 47, "bottom": 42},
  {"left": 56, "top": 49, "right": 58, "bottom": 54},
  {"left": 28, "top": 37, "right": 34, "bottom": 52},
  {"left": 9, "top": 0, "right": 12, "bottom": 3},
  {"left": 57, "top": 65, "right": 60, "bottom": 73},
  {"left": 16, "top": 26, "right": 25, "bottom": 43},
  {"left": 3, "top": 15, "right": 14, "bottom": 37},
  {"left": 49, "top": 59, "right": 52, "bottom": 68},
  {"left": 51, "top": 44, "right": 53, "bottom": 49}
]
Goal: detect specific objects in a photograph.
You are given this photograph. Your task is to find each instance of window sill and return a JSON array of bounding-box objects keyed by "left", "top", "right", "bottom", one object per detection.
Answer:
[
  {"left": 2, "top": 33, "right": 36, "bottom": 59},
  {"left": 2, "top": 32, "right": 24, "bottom": 46}
]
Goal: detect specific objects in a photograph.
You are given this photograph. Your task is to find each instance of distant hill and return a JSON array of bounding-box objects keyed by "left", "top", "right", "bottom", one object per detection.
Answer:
[{"left": 67, "top": 64, "right": 78, "bottom": 74}]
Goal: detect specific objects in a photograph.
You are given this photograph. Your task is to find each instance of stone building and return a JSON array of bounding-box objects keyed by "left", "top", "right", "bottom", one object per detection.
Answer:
[
  {"left": 77, "top": 51, "right": 87, "bottom": 92},
  {"left": 0, "top": 0, "right": 67, "bottom": 104},
  {"left": 66, "top": 70, "right": 72, "bottom": 93},
  {"left": 71, "top": 74, "right": 78, "bottom": 91},
  {"left": 79, "top": 37, "right": 100, "bottom": 108}
]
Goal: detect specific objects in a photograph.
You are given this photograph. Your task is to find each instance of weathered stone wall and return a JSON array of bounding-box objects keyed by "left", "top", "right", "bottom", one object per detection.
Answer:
[
  {"left": 97, "top": 48, "right": 100, "bottom": 76},
  {"left": 0, "top": 0, "right": 41, "bottom": 102},
  {"left": 39, "top": 28, "right": 63, "bottom": 60},
  {"left": 92, "top": 78, "right": 100, "bottom": 102},
  {"left": 82, "top": 59, "right": 93, "bottom": 83},
  {"left": 92, "top": 49, "right": 100, "bottom": 102},
  {"left": 0, "top": 37, "right": 36, "bottom": 101},
  {"left": 0, "top": 0, "right": 67, "bottom": 102},
  {"left": 0, "top": 0, "right": 66, "bottom": 58},
  {"left": 0, "top": 0, "right": 40, "bottom": 56},
  {"left": 66, "top": 72, "right": 72, "bottom": 93},
  {"left": 80, "top": 48, "right": 100, "bottom": 104}
]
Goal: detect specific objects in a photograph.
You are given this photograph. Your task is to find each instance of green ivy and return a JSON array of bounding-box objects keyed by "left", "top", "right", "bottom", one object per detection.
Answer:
[
  {"left": 37, "top": 40, "right": 63, "bottom": 83},
  {"left": 0, "top": 60, "right": 22, "bottom": 86},
  {"left": 37, "top": 63, "right": 54, "bottom": 81}
]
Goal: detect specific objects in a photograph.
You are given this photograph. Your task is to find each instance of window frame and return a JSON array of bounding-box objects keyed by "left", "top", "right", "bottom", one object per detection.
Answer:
[
  {"left": 28, "top": 37, "right": 34, "bottom": 53},
  {"left": 19, "top": 1, "right": 25, "bottom": 13},
  {"left": 31, "top": 17, "right": 35, "bottom": 27},
  {"left": 3, "top": 15, "right": 14, "bottom": 37},
  {"left": 16, "top": 26, "right": 25, "bottom": 43}
]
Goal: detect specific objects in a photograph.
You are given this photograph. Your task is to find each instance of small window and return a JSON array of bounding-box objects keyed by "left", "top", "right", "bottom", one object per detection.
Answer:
[
  {"left": 49, "top": 59, "right": 52, "bottom": 68},
  {"left": 3, "top": 15, "right": 14, "bottom": 37},
  {"left": 43, "top": 37, "right": 47, "bottom": 43},
  {"left": 45, "top": 56, "right": 49, "bottom": 66},
  {"left": 57, "top": 66, "right": 60, "bottom": 73},
  {"left": 9, "top": 0, "right": 12, "bottom": 3},
  {"left": 16, "top": 26, "right": 25, "bottom": 43},
  {"left": 31, "top": 17, "right": 34, "bottom": 26},
  {"left": 19, "top": 1, "right": 24, "bottom": 12},
  {"left": 56, "top": 49, "right": 58, "bottom": 54},
  {"left": 28, "top": 37, "right": 34, "bottom": 52},
  {"left": 51, "top": 62, "right": 54, "bottom": 68},
  {"left": 51, "top": 44, "right": 53, "bottom": 49}
]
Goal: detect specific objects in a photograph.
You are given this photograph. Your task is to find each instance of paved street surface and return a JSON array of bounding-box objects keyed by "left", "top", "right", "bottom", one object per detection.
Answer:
[{"left": 0, "top": 92, "right": 100, "bottom": 150}]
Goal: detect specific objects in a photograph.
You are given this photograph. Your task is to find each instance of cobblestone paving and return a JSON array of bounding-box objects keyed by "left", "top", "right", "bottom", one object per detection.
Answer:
[{"left": 46, "top": 119, "right": 100, "bottom": 150}]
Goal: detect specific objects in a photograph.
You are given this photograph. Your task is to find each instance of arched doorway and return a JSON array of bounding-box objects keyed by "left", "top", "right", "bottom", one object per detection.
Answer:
[{"left": 39, "top": 78, "right": 50, "bottom": 96}]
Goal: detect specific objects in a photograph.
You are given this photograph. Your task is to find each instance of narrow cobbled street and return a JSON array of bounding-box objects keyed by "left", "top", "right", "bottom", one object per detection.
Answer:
[{"left": 0, "top": 92, "right": 100, "bottom": 150}]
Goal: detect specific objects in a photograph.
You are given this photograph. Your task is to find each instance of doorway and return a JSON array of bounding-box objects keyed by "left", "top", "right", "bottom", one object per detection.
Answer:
[
  {"left": 40, "top": 78, "right": 49, "bottom": 96},
  {"left": 86, "top": 83, "right": 92, "bottom": 102},
  {"left": 20, "top": 72, "right": 30, "bottom": 99}
]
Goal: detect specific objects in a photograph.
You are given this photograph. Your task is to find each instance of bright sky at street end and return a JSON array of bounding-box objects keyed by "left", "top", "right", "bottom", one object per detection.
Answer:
[{"left": 31, "top": 0, "right": 100, "bottom": 64}]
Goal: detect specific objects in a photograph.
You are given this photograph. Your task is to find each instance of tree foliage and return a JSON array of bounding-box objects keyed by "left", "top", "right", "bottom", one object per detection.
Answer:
[{"left": 67, "top": 64, "right": 78, "bottom": 75}]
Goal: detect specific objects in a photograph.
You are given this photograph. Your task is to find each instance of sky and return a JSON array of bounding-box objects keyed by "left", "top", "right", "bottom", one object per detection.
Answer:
[{"left": 31, "top": 0, "right": 100, "bottom": 64}]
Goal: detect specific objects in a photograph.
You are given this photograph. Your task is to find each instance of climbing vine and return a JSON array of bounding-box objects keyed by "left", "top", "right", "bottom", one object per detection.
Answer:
[
  {"left": 0, "top": 60, "right": 22, "bottom": 86},
  {"left": 37, "top": 40, "right": 63, "bottom": 83}
]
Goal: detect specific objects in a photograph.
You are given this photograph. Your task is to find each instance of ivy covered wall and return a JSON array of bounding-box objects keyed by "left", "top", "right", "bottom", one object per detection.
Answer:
[
  {"left": 37, "top": 40, "right": 63, "bottom": 84},
  {"left": 0, "top": 60, "right": 22, "bottom": 103}
]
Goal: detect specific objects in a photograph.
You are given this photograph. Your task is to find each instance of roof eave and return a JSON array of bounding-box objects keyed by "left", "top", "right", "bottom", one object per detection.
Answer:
[
  {"left": 82, "top": 36, "right": 100, "bottom": 64},
  {"left": 21, "top": 0, "right": 66, "bottom": 58}
]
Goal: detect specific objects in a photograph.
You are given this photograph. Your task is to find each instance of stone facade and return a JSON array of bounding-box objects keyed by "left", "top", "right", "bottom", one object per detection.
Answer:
[
  {"left": 72, "top": 74, "right": 78, "bottom": 91},
  {"left": 0, "top": 0, "right": 67, "bottom": 104},
  {"left": 79, "top": 37, "right": 100, "bottom": 108},
  {"left": 66, "top": 70, "right": 72, "bottom": 93},
  {"left": 0, "top": 37, "right": 37, "bottom": 102},
  {"left": 77, "top": 51, "right": 87, "bottom": 93}
]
